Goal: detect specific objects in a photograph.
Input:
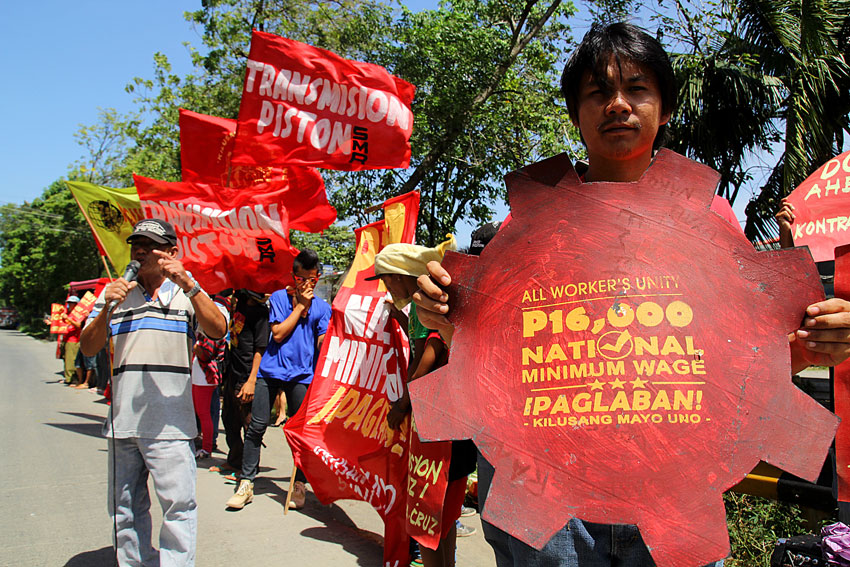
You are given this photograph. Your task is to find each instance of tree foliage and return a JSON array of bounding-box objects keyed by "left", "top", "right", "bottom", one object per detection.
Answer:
[
  {"left": 290, "top": 224, "right": 357, "bottom": 270},
  {"left": 649, "top": 0, "right": 850, "bottom": 243},
  {"left": 122, "top": 0, "right": 579, "bottom": 245},
  {"left": 0, "top": 181, "right": 102, "bottom": 333}
]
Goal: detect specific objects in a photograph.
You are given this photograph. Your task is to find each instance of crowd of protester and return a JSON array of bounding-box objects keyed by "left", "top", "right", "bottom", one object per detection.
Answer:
[
  {"left": 44, "top": 20, "right": 850, "bottom": 567},
  {"left": 53, "top": 238, "right": 480, "bottom": 567}
]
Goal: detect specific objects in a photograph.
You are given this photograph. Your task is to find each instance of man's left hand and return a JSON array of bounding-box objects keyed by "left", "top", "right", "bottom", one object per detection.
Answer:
[
  {"left": 790, "top": 298, "right": 850, "bottom": 371},
  {"left": 152, "top": 249, "right": 194, "bottom": 291}
]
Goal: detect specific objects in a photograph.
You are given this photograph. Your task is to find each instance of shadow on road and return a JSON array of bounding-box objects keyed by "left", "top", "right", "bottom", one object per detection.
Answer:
[
  {"left": 244, "top": 475, "right": 384, "bottom": 565},
  {"left": 45, "top": 421, "right": 105, "bottom": 439},
  {"left": 64, "top": 546, "right": 117, "bottom": 566},
  {"left": 60, "top": 412, "right": 106, "bottom": 422},
  {"left": 287, "top": 491, "right": 384, "bottom": 566},
  {"left": 44, "top": 412, "right": 106, "bottom": 439},
  {"left": 300, "top": 523, "right": 384, "bottom": 566}
]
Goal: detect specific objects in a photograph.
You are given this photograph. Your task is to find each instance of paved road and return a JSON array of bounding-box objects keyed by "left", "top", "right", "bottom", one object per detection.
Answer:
[{"left": 0, "top": 329, "right": 495, "bottom": 566}]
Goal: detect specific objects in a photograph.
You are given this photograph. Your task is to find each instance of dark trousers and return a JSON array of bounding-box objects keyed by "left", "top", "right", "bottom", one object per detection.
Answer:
[
  {"left": 241, "top": 376, "right": 308, "bottom": 482},
  {"left": 222, "top": 378, "right": 252, "bottom": 469}
]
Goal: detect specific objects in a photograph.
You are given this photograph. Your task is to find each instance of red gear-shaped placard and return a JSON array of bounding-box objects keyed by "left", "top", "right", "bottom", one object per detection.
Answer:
[{"left": 409, "top": 150, "right": 839, "bottom": 566}]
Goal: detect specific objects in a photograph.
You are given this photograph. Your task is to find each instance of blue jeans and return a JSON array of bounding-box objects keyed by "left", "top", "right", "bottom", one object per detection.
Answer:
[
  {"left": 478, "top": 454, "right": 723, "bottom": 567},
  {"left": 241, "top": 376, "right": 307, "bottom": 482},
  {"left": 108, "top": 437, "right": 197, "bottom": 567}
]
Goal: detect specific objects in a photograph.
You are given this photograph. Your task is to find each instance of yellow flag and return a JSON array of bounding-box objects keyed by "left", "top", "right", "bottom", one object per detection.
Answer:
[{"left": 65, "top": 181, "right": 144, "bottom": 273}]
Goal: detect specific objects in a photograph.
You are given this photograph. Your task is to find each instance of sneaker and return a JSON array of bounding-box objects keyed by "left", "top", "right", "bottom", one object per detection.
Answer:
[
  {"left": 195, "top": 449, "right": 211, "bottom": 460},
  {"left": 455, "top": 521, "right": 477, "bottom": 537},
  {"left": 226, "top": 479, "right": 253, "bottom": 509},
  {"left": 461, "top": 505, "right": 476, "bottom": 517},
  {"left": 288, "top": 480, "right": 306, "bottom": 510}
]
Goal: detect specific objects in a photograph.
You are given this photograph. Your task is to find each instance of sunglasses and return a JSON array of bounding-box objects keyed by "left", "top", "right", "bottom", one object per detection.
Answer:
[{"left": 293, "top": 275, "right": 320, "bottom": 284}]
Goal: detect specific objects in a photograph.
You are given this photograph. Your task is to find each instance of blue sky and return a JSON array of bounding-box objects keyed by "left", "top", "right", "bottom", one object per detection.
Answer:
[{"left": 0, "top": 0, "right": 201, "bottom": 206}]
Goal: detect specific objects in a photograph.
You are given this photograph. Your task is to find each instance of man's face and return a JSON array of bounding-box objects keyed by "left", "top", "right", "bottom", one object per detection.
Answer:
[
  {"left": 129, "top": 237, "right": 175, "bottom": 274},
  {"left": 574, "top": 57, "right": 670, "bottom": 169},
  {"left": 293, "top": 267, "right": 320, "bottom": 293},
  {"left": 379, "top": 274, "right": 409, "bottom": 303}
]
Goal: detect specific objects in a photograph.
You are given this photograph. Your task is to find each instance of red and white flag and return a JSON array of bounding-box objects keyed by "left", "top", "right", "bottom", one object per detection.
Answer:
[
  {"left": 133, "top": 174, "right": 300, "bottom": 294},
  {"left": 179, "top": 108, "right": 337, "bottom": 233},
  {"left": 233, "top": 31, "right": 415, "bottom": 171},
  {"left": 285, "top": 192, "right": 420, "bottom": 567}
]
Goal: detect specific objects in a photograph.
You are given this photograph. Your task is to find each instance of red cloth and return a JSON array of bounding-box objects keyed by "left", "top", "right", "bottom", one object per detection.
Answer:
[
  {"left": 179, "top": 109, "right": 336, "bottom": 233},
  {"left": 192, "top": 384, "right": 216, "bottom": 454},
  {"left": 64, "top": 324, "right": 81, "bottom": 344},
  {"left": 134, "top": 174, "right": 300, "bottom": 294},
  {"left": 233, "top": 31, "right": 415, "bottom": 171},
  {"left": 284, "top": 191, "right": 420, "bottom": 567},
  {"left": 440, "top": 478, "right": 467, "bottom": 539}
]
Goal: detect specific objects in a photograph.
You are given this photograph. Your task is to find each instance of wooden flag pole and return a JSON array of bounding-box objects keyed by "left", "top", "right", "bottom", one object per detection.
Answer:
[
  {"left": 101, "top": 256, "right": 115, "bottom": 281},
  {"left": 283, "top": 463, "right": 298, "bottom": 515}
]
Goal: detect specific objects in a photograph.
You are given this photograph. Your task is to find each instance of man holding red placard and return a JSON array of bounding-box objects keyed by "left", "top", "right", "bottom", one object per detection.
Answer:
[{"left": 413, "top": 22, "right": 850, "bottom": 567}]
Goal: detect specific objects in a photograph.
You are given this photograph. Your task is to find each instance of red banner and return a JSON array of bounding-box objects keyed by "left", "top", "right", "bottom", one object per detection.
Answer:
[
  {"left": 179, "top": 108, "right": 336, "bottom": 233},
  {"left": 285, "top": 191, "right": 420, "bottom": 567},
  {"left": 67, "top": 291, "right": 97, "bottom": 327},
  {"left": 834, "top": 244, "right": 850, "bottom": 503},
  {"left": 50, "top": 304, "right": 70, "bottom": 335},
  {"left": 233, "top": 31, "right": 415, "bottom": 171},
  {"left": 133, "top": 174, "right": 299, "bottom": 294},
  {"left": 408, "top": 150, "right": 837, "bottom": 566},
  {"left": 405, "top": 427, "right": 452, "bottom": 550},
  {"left": 785, "top": 150, "right": 850, "bottom": 262}
]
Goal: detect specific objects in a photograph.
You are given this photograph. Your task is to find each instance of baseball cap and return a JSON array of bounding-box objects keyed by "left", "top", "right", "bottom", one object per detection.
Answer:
[
  {"left": 66, "top": 295, "right": 80, "bottom": 304},
  {"left": 469, "top": 221, "right": 501, "bottom": 256},
  {"left": 365, "top": 235, "right": 457, "bottom": 280},
  {"left": 126, "top": 219, "right": 177, "bottom": 246}
]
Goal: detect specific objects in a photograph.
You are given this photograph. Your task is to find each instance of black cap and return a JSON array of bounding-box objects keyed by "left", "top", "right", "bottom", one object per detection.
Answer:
[
  {"left": 126, "top": 219, "right": 177, "bottom": 246},
  {"left": 469, "top": 221, "right": 501, "bottom": 256}
]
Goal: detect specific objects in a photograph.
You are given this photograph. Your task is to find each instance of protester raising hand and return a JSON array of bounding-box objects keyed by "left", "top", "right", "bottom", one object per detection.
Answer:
[{"left": 775, "top": 198, "right": 796, "bottom": 249}]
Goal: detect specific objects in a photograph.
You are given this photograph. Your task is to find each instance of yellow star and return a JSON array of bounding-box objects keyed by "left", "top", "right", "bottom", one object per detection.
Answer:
[
  {"left": 630, "top": 377, "right": 649, "bottom": 389},
  {"left": 609, "top": 378, "right": 626, "bottom": 389},
  {"left": 589, "top": 379, "right": 605, "bottom": 391}
]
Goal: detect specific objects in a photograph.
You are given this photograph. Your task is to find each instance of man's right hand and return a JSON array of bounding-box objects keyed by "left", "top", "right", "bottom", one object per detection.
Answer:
[
  {"left": 295, "top": 284, "right": 314, "bottom": 317},
  {"left": 104, "top": 278, "right": 137, "bottom": 310},
  {"left": 412, "top": 260, "right": 455, "bottom": 344},
  {"left": 237, "top": 379, "right": 256, "bottom": 403}
]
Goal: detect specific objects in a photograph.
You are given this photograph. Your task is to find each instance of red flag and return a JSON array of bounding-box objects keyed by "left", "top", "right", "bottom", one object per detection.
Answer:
[
  {"left": 785, "top": 150, "right": 850, "bottom": 262},
  {"left": 233, "top": 31, "right": 415, "bottom": 171},
  {"left": 179, "top": 108, "right": 337, "bottom": 233},
  {"left": 285, "top": 191, "right": 420, "bottom": 567},
  {"left": 133, "top": 174, "right": 299, "bottom": 294}
]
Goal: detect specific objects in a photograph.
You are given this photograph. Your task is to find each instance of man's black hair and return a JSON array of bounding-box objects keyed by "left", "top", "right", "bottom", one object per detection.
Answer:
[
  {"left": 293, "top": 248, "right": 320, "bottom": 272},
  {"left": 560, "top": 22, "right": 677, "bottom": 150}
]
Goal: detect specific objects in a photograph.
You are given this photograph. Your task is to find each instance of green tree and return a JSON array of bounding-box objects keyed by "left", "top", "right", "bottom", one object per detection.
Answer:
[
  {"left": 656, "top": 0, "right": 784, "bottom": 207},
  {"left": 0, "top": 181, "right": 102, "bottom": 333},
  {"left": 122, "top": 0, "right": 580, "bottom": 245},
  {"left": 651, "top": 0, "right": 850, "bottom": 243},
  {"left": 290, "top": 224, "right": 357, "bottom": 271},
  {"left": 736, "top": 0, "right": 850, "bottom": 242},
  {"left": 71, "top": 107, "right": 139, "bottom": 188}
]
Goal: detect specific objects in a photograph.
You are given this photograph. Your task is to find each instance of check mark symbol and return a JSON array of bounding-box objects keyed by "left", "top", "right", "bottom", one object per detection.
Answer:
[{"left": 601, "top": 330, "right": 631, "bottom": 353}]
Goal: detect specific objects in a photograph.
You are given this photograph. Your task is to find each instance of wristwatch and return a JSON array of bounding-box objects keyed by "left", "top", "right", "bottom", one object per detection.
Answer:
[{"left": 185, "top": 280, "right": 203, "bottom": 298}]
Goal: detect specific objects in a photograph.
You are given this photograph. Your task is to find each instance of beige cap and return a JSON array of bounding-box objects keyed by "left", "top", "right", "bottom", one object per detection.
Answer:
[{"left": 368, "top": 235, "right": 457, "bottom": 280}]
